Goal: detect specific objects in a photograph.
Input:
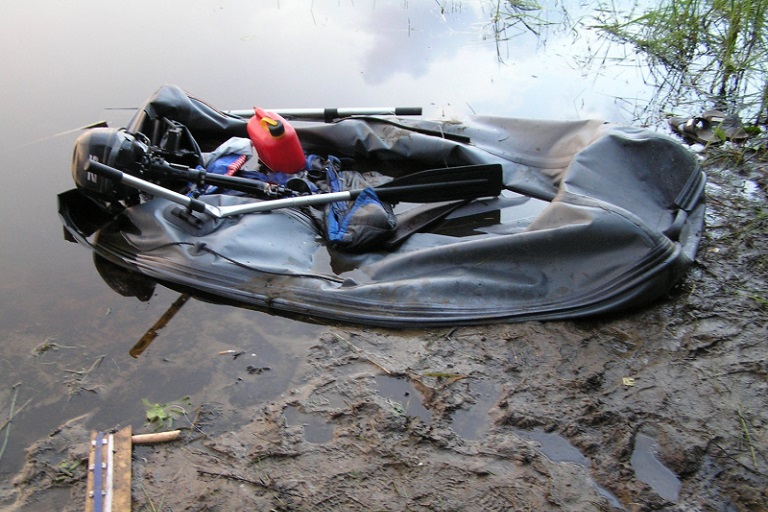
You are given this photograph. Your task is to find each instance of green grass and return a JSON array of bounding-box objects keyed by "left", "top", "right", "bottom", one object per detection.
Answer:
[
  {"left": 488, "top": 0, "right": 768, "bottom": 125},
  {"left": 591, "top": 0, "right": 768, "bottom": 122}
]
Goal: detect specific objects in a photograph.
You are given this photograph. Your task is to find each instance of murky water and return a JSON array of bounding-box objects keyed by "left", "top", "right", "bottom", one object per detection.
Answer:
[
  {"left": 284, "top": 404, "right": 334, "bottom": 444},
  {"left": 450, "top": 377, "right": 498, "bottom": 439},
  {"left": 375, "top": 375, "right": 433, "bottom": 424},
  {"left": 631, "top": 432, "right": 682, "bottom": 502},
  {"left": 0, "top": 0, "right": 717, "bottom": 485}
]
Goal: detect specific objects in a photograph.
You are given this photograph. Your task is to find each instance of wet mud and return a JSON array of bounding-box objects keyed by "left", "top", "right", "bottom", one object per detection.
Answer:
[{"left": 2, "top": 155, "right": 767, "bottom": 511}]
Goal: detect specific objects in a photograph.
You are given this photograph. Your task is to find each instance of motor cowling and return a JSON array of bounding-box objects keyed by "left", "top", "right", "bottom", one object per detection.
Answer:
[{"left": 72, "top": 128, "right": 149, "bottom": 203}]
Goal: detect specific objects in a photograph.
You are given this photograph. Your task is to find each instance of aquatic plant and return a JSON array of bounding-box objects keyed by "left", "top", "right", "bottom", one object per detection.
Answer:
[
  {"left": 592, "top": 0, "right": 768, "bottom": 122},
  {"left": 142, "top": 396, "right": 192, "bottom": 431},
  {"left": 493, "top": 0, "right": 555, "bottom": 37},
  {"left": 488, "top": 0, "right": 767, "bottom": 125},
  {"left": 490, "top": 1, "right": 577, "bottom": 42}
]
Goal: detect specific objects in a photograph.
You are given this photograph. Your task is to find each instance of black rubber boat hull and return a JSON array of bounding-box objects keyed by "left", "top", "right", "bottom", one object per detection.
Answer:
[{"left": 59, "top": 85, "right": 706, "bottom": 327}]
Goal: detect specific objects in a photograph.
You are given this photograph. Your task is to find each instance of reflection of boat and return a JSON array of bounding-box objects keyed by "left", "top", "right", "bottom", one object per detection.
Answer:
[{"left": 59, "top": 84, "right": 705, "bottom": 327}]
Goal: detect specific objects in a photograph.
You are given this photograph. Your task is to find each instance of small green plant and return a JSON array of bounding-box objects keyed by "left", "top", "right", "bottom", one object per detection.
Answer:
[
  {"left": 53, "top": 458, "right": 85, "bottom": 484},
  {"left": 142, "top": 396, "right": 191, "bottom": 431}
]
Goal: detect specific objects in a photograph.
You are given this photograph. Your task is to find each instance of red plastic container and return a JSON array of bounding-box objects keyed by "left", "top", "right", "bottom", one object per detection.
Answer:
[{"left": 247, "top": 107, "right": 306, "bottom": 174}]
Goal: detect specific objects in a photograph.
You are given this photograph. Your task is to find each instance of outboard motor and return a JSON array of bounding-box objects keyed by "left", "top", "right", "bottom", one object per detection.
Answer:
[
  {"left": 72, "top": 119, "right": 205, "bottom": 206},
  {"left": 72, "top": 128, "right": 149, "bottom": 203}
]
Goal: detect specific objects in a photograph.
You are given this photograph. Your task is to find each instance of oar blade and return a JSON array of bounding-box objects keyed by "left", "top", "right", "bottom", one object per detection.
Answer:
[{"left": 375, "top": 164, "right": 504, "bottom": 203}]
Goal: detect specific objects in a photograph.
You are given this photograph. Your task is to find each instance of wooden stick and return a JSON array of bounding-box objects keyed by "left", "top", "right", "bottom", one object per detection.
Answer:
[
  {"left": 129, "top": 294, "right": 190, "bottom": 358},
  {"left": 131, "top": 430, "right": 181, "bottom": 445}
]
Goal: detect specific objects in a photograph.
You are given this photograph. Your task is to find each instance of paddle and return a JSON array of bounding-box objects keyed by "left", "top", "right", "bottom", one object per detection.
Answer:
[
  {"left": 225, "top": 106, "right": 422, "bottom": 122},
  {"left": 83, "top": 159, "right": 504, "bottom": 219}
]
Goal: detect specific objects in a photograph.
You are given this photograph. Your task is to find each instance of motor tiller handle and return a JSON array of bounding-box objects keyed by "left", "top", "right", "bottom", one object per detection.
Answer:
[{"left": 83, "top": 159, "right": 210, "bottom": 214}]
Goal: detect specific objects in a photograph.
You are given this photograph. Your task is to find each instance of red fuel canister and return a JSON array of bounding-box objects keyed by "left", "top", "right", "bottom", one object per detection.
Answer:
[{"left": 247, "top": 107, "right": 306, "bottom": 174}]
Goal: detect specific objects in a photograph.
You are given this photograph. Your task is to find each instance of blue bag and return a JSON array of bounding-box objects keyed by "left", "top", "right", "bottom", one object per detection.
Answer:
[{"left": 317, "top": 155, "right": 397, "bottom": 252}]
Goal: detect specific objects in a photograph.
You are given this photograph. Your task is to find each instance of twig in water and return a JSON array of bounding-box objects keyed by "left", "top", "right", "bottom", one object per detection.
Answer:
[
  {"left": 0, "top": 382, "right": 21, "bottom": 463},
  {"left": 139, "top": 482, "right": 161, "bottom": 512},
  {"left": 0, "top": 397, "right": 33, "bottom": 434},
  {"left": 197, "top": 468, "right": 272, "bottom": 489},
  {"left": 64, "top": 355, "right": 106, "bottom": 396}
]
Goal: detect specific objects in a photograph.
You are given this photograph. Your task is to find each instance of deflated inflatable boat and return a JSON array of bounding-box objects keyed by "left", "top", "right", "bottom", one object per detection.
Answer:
[{"left": 59, "top": 84, "right": 705, "bottom": 326}]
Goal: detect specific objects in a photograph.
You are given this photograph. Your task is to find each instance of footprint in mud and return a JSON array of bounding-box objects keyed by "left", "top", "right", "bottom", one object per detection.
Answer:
[
  {"left": 517, "top": 429, "right": 591, "bottom": 465},
  {"left": 516, "top": 429, "right": 624, "bottom": 508},
  {"left": 374, "top": 375, "right": 432, "bottom": 424},
  {"left": 450, "top": 378, "right": 498, "bottom": 440},
  {"left": 631, "top": 432, "right": 681, "bottom": 502},
  {"left": 283, "top": 404, "right": 334, "bottom": 444}
]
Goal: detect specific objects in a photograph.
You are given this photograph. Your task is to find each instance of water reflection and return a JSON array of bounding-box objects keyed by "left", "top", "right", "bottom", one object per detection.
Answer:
[
  {"left": 490, "top": 0, "right": 767, "bottom": 124},
  {"left": 631, "top": 432, "right": 682, "bottom": 502},
  {"left": 359, "top": 2, "right": 477, "bottom": 85},
  {"left": 592, "top": 0, "right": 767, "bottom": 121}
]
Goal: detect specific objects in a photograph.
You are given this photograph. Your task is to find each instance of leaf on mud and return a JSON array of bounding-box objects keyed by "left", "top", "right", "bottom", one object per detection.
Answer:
[{"left": 141, "top": 396, "right": 191, "bottom": 431}]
